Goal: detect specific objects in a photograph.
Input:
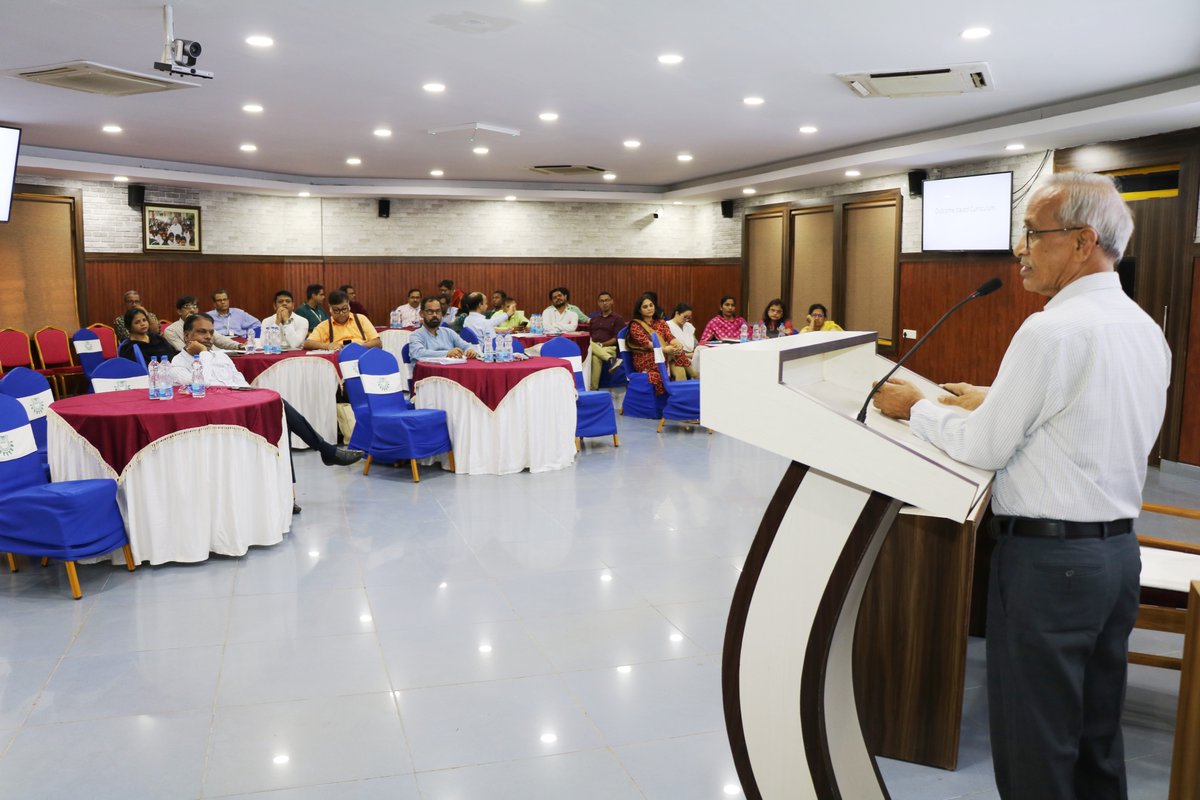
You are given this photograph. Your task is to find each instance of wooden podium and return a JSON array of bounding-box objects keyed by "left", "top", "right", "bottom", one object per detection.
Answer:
[{"left": 701, "top": 332, "right": 993, "bottom": 800}]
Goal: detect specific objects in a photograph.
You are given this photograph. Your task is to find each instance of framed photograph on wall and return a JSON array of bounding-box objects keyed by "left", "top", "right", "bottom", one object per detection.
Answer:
[{"left": 143, "top": 204, "right": 201, "bottom": 252}]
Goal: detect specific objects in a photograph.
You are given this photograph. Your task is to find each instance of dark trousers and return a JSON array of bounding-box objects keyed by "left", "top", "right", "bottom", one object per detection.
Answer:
[
  {"left": 281, "top": 400, "right": 334, "bottom": 482},
  {"left": 986, "top": 530, "right": 1141, "bottom": 800}
]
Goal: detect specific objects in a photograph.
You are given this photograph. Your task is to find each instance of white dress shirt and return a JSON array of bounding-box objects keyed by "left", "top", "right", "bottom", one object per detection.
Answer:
[
  {"left": 259, "top": 313, "right": 310, "bottom": 350},
  {"left": 394, "top": 303, "right": 421, "bottom": 327},
  {"left": 909, "top": 272, "right": 1170, "bottom": 521},
  {"left": 163, "top": 319, "right": 241, "bottom": 352},
  {"left": 540, "top": 305, "right": 579, "bottom": 333},
  {"left": 168, "top": 348, "right": 250, "bottom": 388}
]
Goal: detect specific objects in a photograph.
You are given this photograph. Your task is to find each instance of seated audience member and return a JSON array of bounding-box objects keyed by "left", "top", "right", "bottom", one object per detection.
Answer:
[
  {"left": 165, "top": 295, "right": 242, "bottom": 353},
  {"left": 486, "top": 290, "right": 508, "bottom": 319},
  {"left": 761, "top": 298, "right": 797, "bottom": 338},
  {"left": 304, "top": 290, "right": 382, "bottom": 351},
  {"left": 698, "top": 295, "right": 749, "bottom": 343},
  {"left": 409, "top": 297, "right": 481, "bottom": 360},
  {"left": 295, "top": 283, "right": 330, "bottom": 329},
  {"left": 438, "top": 279, "right": 465, "bottom": 310},
  {"left": 207, "top": 289, "right": 259, "bottom": 337},
  {"left": 541, "top": 287, "right": 580, "bottom": 333},
  {"left": 339, "top": 284, "right": 369, "bottom": 318},
  {"left": 667, "top": 303, "right": 698, "bottom": 356},
  {"left": 494, "top": 297, "right": 528, "bottom": 332},
  {"left": 462, "top": 291, "right": 506, "bottom": 342},
  {"left": 113, "top": 289, "right": 160, "bottom": 340},
  {"left": 260, "top": 289, "right": 309, "bottom": 349},
  {"left": 440, "top": 292, "right": 459, "bottom": 321},
  {"left": 587, "top": 291, "right": 625, "bottom": 390},
  {"left": 118, "top": 308, "right": 176, "bottom": 362},
  {"left": 168, "top": 315, "right": 362, "bottom": 512},
  {"left": 800, "top": 303, "right": 844, "bottom": 332},
  {"left": 393, "top": 288, "right": 422, "bottom": 327},
  {"left": 627, "top": 293, "right": 692, "bottom": 392},
  {"left": 641, "top": 291, "right": 665, "bottom": 320}
]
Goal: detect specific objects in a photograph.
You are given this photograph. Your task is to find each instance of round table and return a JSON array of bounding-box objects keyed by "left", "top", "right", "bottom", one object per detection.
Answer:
[
  {"left": 231, "top": 350, "right": 340, "bottom": 449},
  {"left": 411, "top": 357, "right": 576, "bottom": 475},
  {"left": 47, "top": 388, "right": 292, "bottom": 565}
]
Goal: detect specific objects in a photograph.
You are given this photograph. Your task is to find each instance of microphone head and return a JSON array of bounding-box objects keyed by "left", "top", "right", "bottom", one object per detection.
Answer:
[{"left": 975, "top": 277, "right": 1003, "bottom": 297}]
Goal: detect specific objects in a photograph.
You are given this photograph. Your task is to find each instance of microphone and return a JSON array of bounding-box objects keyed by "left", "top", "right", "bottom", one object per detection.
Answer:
[{"left": 855, "top": 277, "right": 1002, "bottom": 423}]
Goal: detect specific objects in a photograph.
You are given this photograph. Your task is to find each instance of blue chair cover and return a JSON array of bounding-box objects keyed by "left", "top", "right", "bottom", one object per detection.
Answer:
[
  {"left": 459, "top": 327, "right": 480, "bottom": 345},
  {"left": 540, "top": 337, "right": 617, "bottom": 441},
  {"left": 510, "top": 337, "right": 525, "bottom": 354},
  {"left": 72, "top": 328, "right": 105, "bottom": 391},
  {"left": 652, "top": 333, "right": 700, "bottom": 424},
  {"left": 338, "top": 343, "right": 374, "bottom": 453},
  {"left": 357, "top": 349, "right": 453, "bottom": 470},
  {"left": 0, "top": 367, "right": 53, "bottom": 480},
  {"left": 616, "top": 326, "right": 666, "bottom": 419},
  {"left": 0, "top": 395, "right": 130, "bottom": 596},
  {"left": 91, "top": 358, "right": 149, "bottom": 393}
]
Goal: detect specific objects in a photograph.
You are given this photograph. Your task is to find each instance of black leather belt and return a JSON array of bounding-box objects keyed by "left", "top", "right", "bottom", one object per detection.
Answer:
[{"left": 991, "top": 516, "right": 1134, "bottom": 540}]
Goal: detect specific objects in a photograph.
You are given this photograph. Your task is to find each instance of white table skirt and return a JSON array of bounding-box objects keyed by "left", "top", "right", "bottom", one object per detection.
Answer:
[
  {"left": 414, "top": 368, "right": 577, "bottom": 475},
  {"left": 250, "top": 356, "right": 339, "bottom": 449},
  {"left": 47, "top": 411, "right": 292, "bottom": 565},
  {"left": 380, "top": 329, "right": 413, "bottom": 386}
]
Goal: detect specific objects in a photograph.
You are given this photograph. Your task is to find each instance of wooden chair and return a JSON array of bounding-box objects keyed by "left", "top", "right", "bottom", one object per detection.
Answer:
[
  {"left": 1133, "top": 501, "right": 1200, "bottom": 800},
  {"left": 33, "top": 325, "right": 85, "bottom": 396},
  {"left": 0, "top": 328, "right": 62, "bottom": 396}
]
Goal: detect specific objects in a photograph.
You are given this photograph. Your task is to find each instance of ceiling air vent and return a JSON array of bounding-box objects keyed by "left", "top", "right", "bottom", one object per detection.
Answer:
[
  {"left": 529, "top": 165, "right": 607, "bottom": 176},
  {"left": 9, "top": 61, "right": 197, "bottom": 96},
  {"left": 837, "top": 62, "right": 993, "bottom": 98}
]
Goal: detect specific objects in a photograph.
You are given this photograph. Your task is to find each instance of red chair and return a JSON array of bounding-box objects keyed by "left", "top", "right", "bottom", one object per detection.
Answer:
[
  {"left": 87, "top": 323, "right": 119, "bottom": 359},
  {"left": 0, "top": 328, "right": 61, "bottom": 394},
  {"left": 33, "top": 326, "right": 84, "bottom": 396}
]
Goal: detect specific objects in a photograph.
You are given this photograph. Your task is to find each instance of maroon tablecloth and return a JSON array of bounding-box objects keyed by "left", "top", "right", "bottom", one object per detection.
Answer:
[
  {"left": 411, "top": 357, "right": 572, "bottom": 411},
  {"left": 50, "top": 387, "right": 284, "bottom": 473},
  {"left": 514, "top": 331, "right": 591, "bottom": 358},
  {"left": 231, "top": 350, "right": 340, "bottom": 382}
]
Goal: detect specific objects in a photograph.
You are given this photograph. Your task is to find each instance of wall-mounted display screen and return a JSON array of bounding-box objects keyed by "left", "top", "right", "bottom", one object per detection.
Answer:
[
  {"left": 921, "top": 171, "right": 1013, "bottom": 252},
  {"left": 0, "top": 125, "right": 21, "bottom": 223}
]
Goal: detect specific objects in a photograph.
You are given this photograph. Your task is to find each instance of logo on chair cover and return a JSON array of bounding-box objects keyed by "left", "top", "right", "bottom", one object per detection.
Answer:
[
  {"left": 115, "top": 380, "right": 132, "bottom": 391},
  {"left": 0, "top": 435, "right": 13, "bottom": 458},
  {"left": 28, "top": 397, "right": 46, "bottom": 416},
  {"left": 375, "top": 377, "right": 391, "bottom": 392}
]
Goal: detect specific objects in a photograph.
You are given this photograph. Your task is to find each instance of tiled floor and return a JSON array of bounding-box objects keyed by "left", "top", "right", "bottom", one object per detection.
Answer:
[{"left": 0, "top": 404, "right": 1194, "bottom": 799}]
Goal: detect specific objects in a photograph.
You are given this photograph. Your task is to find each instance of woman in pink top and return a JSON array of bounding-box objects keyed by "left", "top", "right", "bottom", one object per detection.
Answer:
[{"left": 698, "top": 295, "right": 748, "bottom": 343}]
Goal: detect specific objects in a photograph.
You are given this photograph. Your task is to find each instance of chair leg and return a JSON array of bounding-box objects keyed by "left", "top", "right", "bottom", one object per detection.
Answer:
[
  {"left": 1170, "top": 581, "right": 1200, "bottom": 800},
  {"left": 447, "top": 451, "right": 456, "bottom": 473},
  {"left": 657, "top": 418, "right": 665, "bottom": 433},
  {"left": 64, "top": 561, "right": 82, "bottom": 600},
  {"left": 575, "top": 437, "right": 581, "bottom": 452},
  {"left": 40, "top": 556, "right": 49, "bottom": 568},
  {"left": 123, "top": 545, "right": 136, "bottom": 572},
  {"left": 6, "top": 552, "right": 17, "bottom": 572},
  {"left": 362, "top": 454, "right": 373, "bottom": 476},
  {"left": 613, "top": 434, "right": 619, "bottom": 447},
  {"left": 410, "top": 459, "right": 421, "bottom": 482}
]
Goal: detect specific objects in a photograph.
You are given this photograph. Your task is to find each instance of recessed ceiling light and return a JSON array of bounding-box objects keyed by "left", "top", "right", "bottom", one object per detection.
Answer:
[
  {"left": 657, "top": 54, "right": 683, "bottom": 65},
  {"left": 845, "top": 169, "right": 861, "bottom": 177},
  {"left": 345, "top": 157, "right": 361, "bottom": 165},
  {"left": 429, "top": 169, "right": 444, "bottom": 177},
  {"left": 538, "top": 112, "right": 559, "bottom": 122},
  {"left": 473, "top": 146, "right": 489, "bottom": 155},
  {"left": 676, "top": 153, "right": 693, "bottom": 162},
  {"left": 743, "top": 97, "right": 765, "bottom": 106},
  {"left": 603, "top": 173, "right": 616, "bottom": 181},
  {"left": 242, "top": 103, "right": 263, "bottom": 113},
  {"left": 423, "top": 82, "right": 446, "bottom": 93},
  {"left": 298, "top": 191, "right": 311, "bottom": 197},
  {"left": 961, "top": 27, "right": 991, "bottom": 39},
  {"left": 673, "top": 201, "right": 682, "bottom": 205},
  {"left": 742, "top": 188, "right": 756, "bottom": 195},
  {"left": 540, "top": 733, "right": 558, "bottom": 744},
  {"left": 240, "top": 143, "right": 257, "bottom": 152},
  {"left": 623, "top": 139, "right": 641, "bottom": 149},
  {"left": 1005, "top": 143, "right": 1026, "bottom": 151},
  {"left": 478, "top": 644, "right": 493, "bottom": 653},
  {"left": 798, "top": 125, "right": 818, "bottom": 134},
  {"left": 113, "top": 176, "right": 129, "bottom": 182},
  {"left": 101, "top": 124, "right": 122, "bottom": 133},
  {"left": 245, "top": 35, "right": 274, "bottom": 47},
  {"left": 271, "top": 754, "right": 289, "bottom": 765},
  {"left": 723, "top": 784, "right": 742, "bottom": 796},
  {"left": 374, "top": 128, "right": 392, "bottom": 137},
  {"left": 504, "top": 195, "right": 517, "bottom": 201}
]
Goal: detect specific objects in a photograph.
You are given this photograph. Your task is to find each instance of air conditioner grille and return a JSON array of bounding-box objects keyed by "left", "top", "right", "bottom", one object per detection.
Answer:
[
  {"left": 529, "top": 165, "right": 607, "bottom": 176},
  {"left": 837, "top": 62, "right": 993, "bottom": 98},
  {"left": 10, "top": 61, "right": 196, "bottom": 96}
]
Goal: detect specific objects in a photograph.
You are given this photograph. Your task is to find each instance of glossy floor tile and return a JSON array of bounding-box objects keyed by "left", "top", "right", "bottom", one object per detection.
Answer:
[{"left": 0, "top": 409, "right": 1190, "bottom": 798}]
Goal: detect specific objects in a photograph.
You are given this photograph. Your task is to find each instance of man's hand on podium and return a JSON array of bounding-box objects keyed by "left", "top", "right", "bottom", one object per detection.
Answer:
[
  {"left": 938, "top": 382, "right": 987, "bottom": 411},
  {"left": 871, "top": 377, "right": 923, "bottom": 420}
]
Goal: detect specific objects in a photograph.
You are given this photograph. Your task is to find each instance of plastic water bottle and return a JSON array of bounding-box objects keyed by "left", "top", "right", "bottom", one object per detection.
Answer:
[
  {"left": 159, "top": 357, "right": 174, "bottom": 400},
  {"left": 531, "top": 314, "right": 540, "bottom": 335},
  {"left": 390, "top": 308, "right": 401, "bottom": 329},
  {"left": 504, "top": 332, "right": 515, "bottom": 362},
  {"left": 739, "top": 323, "right": 748, "bottom": 343},
  {"left": 245, "top": 330, "right": 256, "bottom": 353},
  {"left": 190, "top": 354, "right": 206, "bottom": 398},
  {"left": 482, "top": 332, "right": 494, "bottom": 363},
  {"left": 147, "top": 356, "right": 159, "bottom": 399}
]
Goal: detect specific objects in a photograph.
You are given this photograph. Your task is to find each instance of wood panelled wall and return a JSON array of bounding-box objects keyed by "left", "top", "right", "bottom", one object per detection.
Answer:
[
  {"left": 83, "top": 256, "right": 743, "bottom": 328},
  {"left": 896, "top": 257, "right": 1046, "bottom": 387},
  {"left": 1179, "top": 255, "right": 1200, "bottom": 465}
]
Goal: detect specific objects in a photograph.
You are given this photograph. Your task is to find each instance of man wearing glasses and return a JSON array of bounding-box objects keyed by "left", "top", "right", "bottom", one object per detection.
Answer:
[
  {"left": 873, "top": 173, "right": 1170, "bottom": 799},
  {"left": 303, "top": 290, "right": 382, "bottom": 351},
  {"left": 408, "top": 297, "right": 480, "bottom": 361},
  {"left": 163, "top": 295, "right": 242, "bottom": 353}
]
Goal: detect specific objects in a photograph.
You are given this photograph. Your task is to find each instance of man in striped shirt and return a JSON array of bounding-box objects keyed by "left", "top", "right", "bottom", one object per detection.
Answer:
[{"left": 874, "top": 172, "right": 1170, "bottom": 800}]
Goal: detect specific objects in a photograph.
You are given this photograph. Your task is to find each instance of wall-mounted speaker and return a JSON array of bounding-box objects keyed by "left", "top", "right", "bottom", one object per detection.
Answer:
[
  {"left": 127, "top": 184, "right": 145, "bottom": 209},
  {"left": 720, "top": 199, "right": 735, "bottom": 218},
  {"left": 378, "top": 198, "right": 390, "bottom": 218},
  {"left": 907, "top": 170, "right": 928, "bottom": 198}
]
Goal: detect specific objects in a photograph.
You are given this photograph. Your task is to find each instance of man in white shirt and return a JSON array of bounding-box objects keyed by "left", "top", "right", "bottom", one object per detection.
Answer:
[
  {"left": 873, "top": 173, "right": 1170, "bottom": 800},
  {"left": 461, "top": 291, "right": 507, "bottom": 343},
  {"left": 259, "top": 289, "right": 309, "bottom": 350},
  {"left": 164, "top": 295, "right": 242, "bottom": 353},
  {"left": 393, "top": 288, "right": 422, "bottom": 327},
  {"left": 169, "top": 315, "right": 363, "bottom": 511},
  {"left": 541, "top": 287, "right": 579, "bottom": 333}
]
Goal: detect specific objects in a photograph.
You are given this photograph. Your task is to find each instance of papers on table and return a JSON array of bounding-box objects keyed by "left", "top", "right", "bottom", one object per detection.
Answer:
[{"left": 422, "top": 357, "right": 468, "bottom": 364}]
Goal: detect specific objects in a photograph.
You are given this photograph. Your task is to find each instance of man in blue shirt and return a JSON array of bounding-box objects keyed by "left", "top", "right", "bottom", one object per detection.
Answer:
[
  {"left": 409, "top": 296, "right": 481, "bottom": 360},
  {"left": 207, "top": 289, "right": 259, "bottom": 337}
]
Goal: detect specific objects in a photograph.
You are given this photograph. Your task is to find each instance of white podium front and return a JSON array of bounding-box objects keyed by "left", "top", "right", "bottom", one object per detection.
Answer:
[{"left": 701, "top": 331, "right": 993, "bottom": 800}]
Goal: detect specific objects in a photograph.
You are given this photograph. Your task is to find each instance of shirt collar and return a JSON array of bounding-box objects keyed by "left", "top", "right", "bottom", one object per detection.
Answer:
[{"left": 1045, "top": 271, "right": 1120, "bottom": 310}]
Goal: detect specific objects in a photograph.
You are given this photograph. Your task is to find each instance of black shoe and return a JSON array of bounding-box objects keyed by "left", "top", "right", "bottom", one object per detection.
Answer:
[
  {"left": 323, "top": 446, "right": 364, "bottom": 467},
  {"left": 292, "top": 502, "right": 302, "bottom": 515}
]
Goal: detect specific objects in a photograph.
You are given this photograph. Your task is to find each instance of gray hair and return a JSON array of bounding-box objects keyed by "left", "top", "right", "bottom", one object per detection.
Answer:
[{"left": 1038, "top": 172, "right": 1133, "bottom": 262}]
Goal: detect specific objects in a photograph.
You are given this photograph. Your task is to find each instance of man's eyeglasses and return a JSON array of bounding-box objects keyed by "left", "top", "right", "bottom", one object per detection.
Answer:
[{"left": 1019, "top": 225, "right": 1086, "bottom": 245}]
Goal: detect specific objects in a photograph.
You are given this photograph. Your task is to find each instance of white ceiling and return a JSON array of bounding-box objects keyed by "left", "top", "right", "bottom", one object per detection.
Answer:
[{"left": 5, "top": 0, "right": 1200, "bottom": 203}]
